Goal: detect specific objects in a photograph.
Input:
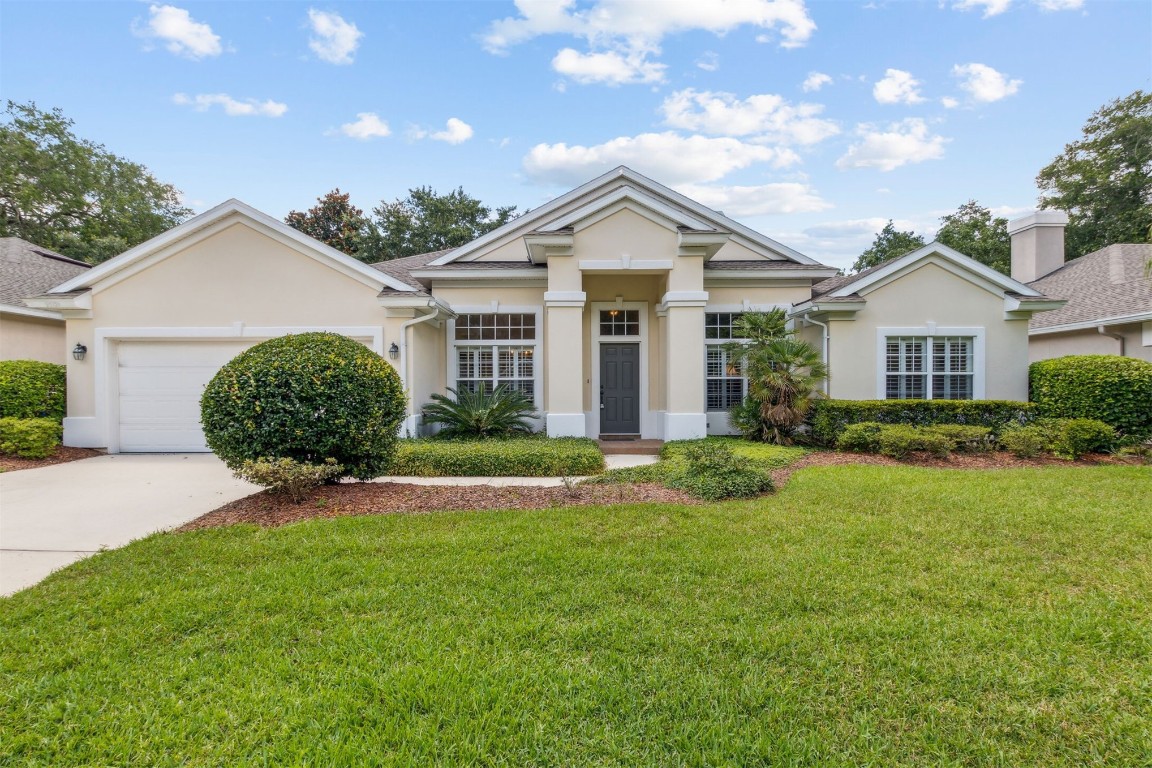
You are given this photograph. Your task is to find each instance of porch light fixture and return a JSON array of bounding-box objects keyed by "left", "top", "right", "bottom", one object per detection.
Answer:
[
  {"left": 72, "top": 343, "right": 87, "bottom": 361},
  {"left": 388, "top": 342, "right": 400, "bottom": 360}
]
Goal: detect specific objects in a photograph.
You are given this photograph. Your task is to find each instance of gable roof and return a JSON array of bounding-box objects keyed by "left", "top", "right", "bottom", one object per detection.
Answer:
[
  {"left": 0, "top": 237, "right": 91, "bottom": 313},
  {"left": 430, "top": 165, "right": 822, "bottom": 266},
  {"left": 48, "top": 199, "right": 418, "bottom": 295},
  {"left": 1027, "top": 243, "right": 1152, "bottom": 331},
  {"left": 811, "top": 241, "right": 1046, "bottom": 300}
]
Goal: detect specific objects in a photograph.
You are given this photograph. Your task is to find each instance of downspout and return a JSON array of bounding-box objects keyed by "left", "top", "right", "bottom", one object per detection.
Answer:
[
  {"left": 1097, "top": 325, "right": 1125, "bottom": 356},
  {"left": 398, "top": 303, "right": 441, "bottom": 437},
  {"left": 800, "top": 312, "right": 830, "bottom": 395}
]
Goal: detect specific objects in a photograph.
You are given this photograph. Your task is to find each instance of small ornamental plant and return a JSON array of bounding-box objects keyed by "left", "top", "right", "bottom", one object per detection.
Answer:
[{"left": 200, "top": 333, "right": 406, "bottom": 480}]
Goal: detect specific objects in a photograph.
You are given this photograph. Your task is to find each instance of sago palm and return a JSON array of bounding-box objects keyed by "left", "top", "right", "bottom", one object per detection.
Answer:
[{"left": 421, "top": 385, "right": 538, "bottom": 438}]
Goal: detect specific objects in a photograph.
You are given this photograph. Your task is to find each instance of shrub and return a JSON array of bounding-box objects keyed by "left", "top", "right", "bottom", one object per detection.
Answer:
[
  {"left": 926, "top": 425, "right": 994, "bottom": 452},
  {"left": 661, "top": 437, "right": 802, "bottom": 469},
  {"left": 390, "top": 437, "right": 604, "bottom": 477},
  {"left": 1030, "top": 355, "right": 1152, "bottom": 439},
  {"left": 666, "top": 443, "right": 774, "bottom": 501},
  {"left": 0, "top": 417, "right": 62, "bottom": 459},
  {"left": 421, "top": 385, "right": 537, "bottom": 439},
  {"left": 836, "top": 422, "right": 884, "bottom": 453},
  {"left": 0, "top": 360, "right": 66, "bottom": 420},
  {"left": 235, "top": 458, "right": 345, "bottom": 503},
  {"left": 999, "top": 425, "right": 1048, "bottom": 458},
  {"left": 876, "top": 425, "right": 952, "bottom": 459},
  {"left": 808, "top": 399, "right": 1034, "bottom": 446},
  {"left": 200, "top": 333, "right": 406, "bottom": 481},
  {"left": 1047, "top": 418, "right": 1115, "bottom": 460}
]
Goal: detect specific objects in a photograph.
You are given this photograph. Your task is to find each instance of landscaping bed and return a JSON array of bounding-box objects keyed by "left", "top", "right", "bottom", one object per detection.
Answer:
[
  {"left": 390, "top": 437, "right": 605, "bottom": 477},
  {"left": 0, "top": 445, "right": 102, "bottom": 473}
]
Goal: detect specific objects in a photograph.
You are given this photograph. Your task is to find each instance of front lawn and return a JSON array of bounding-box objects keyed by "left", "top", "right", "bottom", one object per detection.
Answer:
[{"left": 2, "top": 465, "right": 1149, "bottom": 766}]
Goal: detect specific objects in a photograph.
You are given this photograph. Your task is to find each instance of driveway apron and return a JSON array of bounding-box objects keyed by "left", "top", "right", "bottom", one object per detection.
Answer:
[{"left": 1, "top": 454, "right": 257, "bottom": 596}]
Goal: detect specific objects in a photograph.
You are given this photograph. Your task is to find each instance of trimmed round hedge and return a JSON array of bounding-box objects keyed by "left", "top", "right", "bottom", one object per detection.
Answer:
[
  {"left": 1029, "top": 355, "right": 1152, "bottom": 439},
  {"left": 200, "top": 333, "right": 406, "bottom": 480},
  {"left": 0, "top": 360, "right": 66, "bottom": 420}
]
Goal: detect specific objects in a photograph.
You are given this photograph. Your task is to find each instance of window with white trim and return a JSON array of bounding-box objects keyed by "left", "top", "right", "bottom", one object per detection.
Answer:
[
  {"left": 885, "top": 336, "right": 973, "bottom": 400},
  {"left": 453, "top": 313, "right": 537, "bottom": 399},
  {"left": 705, "top": 312, "right": 746, "bottom": 411}
]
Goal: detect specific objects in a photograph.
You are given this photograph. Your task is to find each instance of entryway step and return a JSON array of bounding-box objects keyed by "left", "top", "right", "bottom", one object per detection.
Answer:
[{"left": 597, "top": 439, "right": 664, "bottom": 456}]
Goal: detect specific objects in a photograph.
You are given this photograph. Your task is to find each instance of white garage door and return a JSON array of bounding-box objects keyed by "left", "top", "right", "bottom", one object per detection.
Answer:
[{"left": 118, "top": 341, "right": 255, "bottom": 452}]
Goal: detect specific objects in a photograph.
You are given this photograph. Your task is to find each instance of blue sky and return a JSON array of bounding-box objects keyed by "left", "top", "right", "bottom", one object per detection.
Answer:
[{"left": 2, "top": 0, "right": 1149, "bottom": 269}]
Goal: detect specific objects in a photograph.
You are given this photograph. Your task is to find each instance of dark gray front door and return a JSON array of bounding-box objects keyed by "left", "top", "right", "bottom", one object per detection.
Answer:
[{"left": 600, "top": 343, "right": 640, "bottom": 434}]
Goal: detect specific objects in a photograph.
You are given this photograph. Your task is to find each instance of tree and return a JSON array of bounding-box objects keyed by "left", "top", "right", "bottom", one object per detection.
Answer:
[
  {"left": 935, "top": 200, "right": 1011, "bottom": 274},
  {"left": 852, "top": 221, "right": 925, "bottom": 273},
  {"left": 285, "top": 189, "right": 372, "bottom": 259},
  {"left": 0, "top": 101, "right": 192, "bottom": 263},
  {"left": 1037, "top": 90, "right": 1152, "bottom": 257},
  {"left": 367, "top": 186, "right": 518, "bottom": 260},
  {"left": 725, "top": 310, "right": 828, "bottom": 445}
]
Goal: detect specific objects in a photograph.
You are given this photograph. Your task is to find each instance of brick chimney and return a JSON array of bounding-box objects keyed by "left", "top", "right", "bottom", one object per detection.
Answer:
[{"left": 1008, "top": 211, "right": 1068, "bottom": 283}]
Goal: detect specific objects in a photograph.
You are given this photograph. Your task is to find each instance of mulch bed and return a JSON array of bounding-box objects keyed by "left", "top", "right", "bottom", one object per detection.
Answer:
[
  {"left": 0, "top": 446, "right": 104, "bottom": 473},
  {"left": 179, "top": 449, "right": 1142, "bottom": 531},
  {"left": 178, "top": 481, "right": 699, "bottom": 531}
]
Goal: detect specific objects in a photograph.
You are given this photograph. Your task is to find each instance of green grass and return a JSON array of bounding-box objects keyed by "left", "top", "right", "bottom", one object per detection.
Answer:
[{"left": 2, "top": 465, "right": 1150, "bottom": 766}]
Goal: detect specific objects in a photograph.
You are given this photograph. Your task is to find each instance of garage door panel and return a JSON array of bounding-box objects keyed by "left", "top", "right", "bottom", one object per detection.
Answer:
[{"left": 117, "top": 341, "right": 253, "bottom": 452}]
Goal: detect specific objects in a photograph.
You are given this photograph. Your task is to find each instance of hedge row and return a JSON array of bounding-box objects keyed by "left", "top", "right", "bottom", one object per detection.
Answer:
[
  {"left": 389, "top": 438, "right": 605, "bottom": 477},
  {"left": 0, "top": 361, "right": 66, "bottom": 421},
  {"left": 1030, "top": 355, "right": 1152, "bottom": 439},
  {"left": 0, "top": 417, "right": 62, "bottom": 459},
  {"left": 808, "top": 399, "right": 1035, "bottom": 446}
]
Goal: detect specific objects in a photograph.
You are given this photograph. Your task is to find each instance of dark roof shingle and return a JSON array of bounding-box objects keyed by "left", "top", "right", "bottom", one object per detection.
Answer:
[
  {"left": 1028, "top": 243, "right": 1152, "bottom": 329},
  {"left": 0, "top": 237, "right": 91, "bottom": 308}
]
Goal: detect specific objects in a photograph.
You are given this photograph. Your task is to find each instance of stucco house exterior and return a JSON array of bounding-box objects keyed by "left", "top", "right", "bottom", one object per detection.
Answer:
[
  {"left": 1008, "top": 211, "right": 1152, "bottom": 363},
  {"left": 0, "top": 238, "right": 91, "bottom": 364},
  {"left": 27, "top": 167, "right": 1064, "bottom": 453}
]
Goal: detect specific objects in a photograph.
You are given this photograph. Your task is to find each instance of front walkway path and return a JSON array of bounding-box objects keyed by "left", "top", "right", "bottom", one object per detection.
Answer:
[{"left": 1, "top": 454, "right": 257, "bottom": 596}]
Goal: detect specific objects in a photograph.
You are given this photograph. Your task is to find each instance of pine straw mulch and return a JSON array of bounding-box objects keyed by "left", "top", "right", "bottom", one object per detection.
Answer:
[
  {"left": 178, "top": 481, "right": 699, "bottom": 531},
  {"left": 0, "top": 446, "right": 104, "bottom": 473},
  {"left": 180, "top": 449, "right": 1143, "bottom": 531}
]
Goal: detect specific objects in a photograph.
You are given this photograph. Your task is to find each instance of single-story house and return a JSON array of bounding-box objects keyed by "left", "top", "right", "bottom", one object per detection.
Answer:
[
  {"left": 0, "top": 237, "right": 91, "bottom": 364},
  {"left": 1009, "top": 212, "right": 1152, "bottom": 363},
  {"left": 27, "top": 166, "right": 1064, "bottom": 452}
]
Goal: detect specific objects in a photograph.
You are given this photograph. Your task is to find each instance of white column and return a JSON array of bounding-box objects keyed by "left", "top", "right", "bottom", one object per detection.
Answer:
[{"left": 660, "top": 291, "right": 708, "bottom": 440}]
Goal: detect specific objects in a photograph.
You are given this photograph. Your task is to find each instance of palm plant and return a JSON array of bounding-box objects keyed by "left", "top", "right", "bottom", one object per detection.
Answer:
[
  {"left": 421, "top": 385, "right": 538, "bottom": 438},
  {"left": 725, "top": 310, "right": 828, "bottom": 444}
]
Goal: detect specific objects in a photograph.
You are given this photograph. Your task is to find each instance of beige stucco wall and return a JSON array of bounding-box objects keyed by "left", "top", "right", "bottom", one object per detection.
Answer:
[
  {"left": 825, "top": 262, "right": 1031, "bottom": 401},
  {"left": 574, "top": 209, "right": 678, "bottom": 262},
  {"left": 1029, "top": 323, "right": 1152, "bottom": 363},
  {"left": 65, "top": 221, "right": 412, "bottom": 422},
  {"left": 0, "top": 312, "right": 67, "bottom": 364},
  {"left": 706, "top": 285, "right": 812, "bottom": 308}
]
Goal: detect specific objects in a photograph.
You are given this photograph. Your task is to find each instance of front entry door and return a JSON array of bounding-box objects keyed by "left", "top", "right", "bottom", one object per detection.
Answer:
[{"left": 600, "top": 343, "right": 640, "bottom": 435}]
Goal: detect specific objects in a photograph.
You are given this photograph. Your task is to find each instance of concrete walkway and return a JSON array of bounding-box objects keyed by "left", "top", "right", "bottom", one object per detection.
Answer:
[
  {"left": 1, "top": 452, "right": 660, "bottom": 596},
  {"left": 1, "top": 454, "right": 257, "bottom": 596}
]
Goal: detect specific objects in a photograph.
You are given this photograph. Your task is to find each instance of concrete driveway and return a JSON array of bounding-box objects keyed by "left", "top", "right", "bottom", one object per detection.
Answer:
[{"left": 1, "top": 454, "right": 257, "bottom": 596}]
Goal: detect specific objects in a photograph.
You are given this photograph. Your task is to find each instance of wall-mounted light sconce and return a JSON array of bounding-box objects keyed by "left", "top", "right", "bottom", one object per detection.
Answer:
[
  {"left": 72, "top": 343, "right": 87, "bottom": 361},
  {"left": 388, "top": 342, "right": 400, "bottom": 360}
]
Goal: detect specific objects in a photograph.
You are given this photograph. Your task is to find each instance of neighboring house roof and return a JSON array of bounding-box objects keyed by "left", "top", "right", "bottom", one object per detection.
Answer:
[
  {"left": 46, "top": 199, "right": 419, "bottom": 296},
  {"left": 369, "top": 249, "right": 453, "bottom": 296},
  {"left": 0, "top": 237, "right": 91, "bottom": 319},
  {"left": 1027, "top": 243, "right": 1152, "bottom": 332},
  {"left": 430, "top": 165, "right": 823, "bottom": 267}
]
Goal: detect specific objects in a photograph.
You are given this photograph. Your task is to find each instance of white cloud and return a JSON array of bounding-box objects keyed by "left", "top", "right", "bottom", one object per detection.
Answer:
[
  {"left": 953, "top": 0, "right": 1013, "bottom": 17},
  {"left": 676, "top": 182, "right": 831, "bottom": 216},
  {"left": 941, "top": 96, "right": 960, "bottom": 109},
  {"left": 552, "top": 48, "right": 665, "bottom": 85},
  {"left": 802, "top": 71, "right": 832, "bottom": 92},
  {"left": 952, "top": 63, "right": 1021, "bottom": 103},
  {"left": 412, "top": 117, "right": 475, "bottom": 145},
  {"left": 873, "top": 68, "right": 924, "bottom": 105},
  {"left": 134, "top": 4, "right": 222, "bottom": 59},
  {"left": 1034, "top": 0, "right": 1082, "bottom": 9},
  {"left": 339, "top": 112, "right": 391, "bottom": 139},
  {"left": 696, "top": 51, "right": 720, "bottom": 72},
  {"left": 523, "top": 132, "right": 800, "bottom": 186},
  {"left": 172, "top": 93, "right": 286, "bottom": 117},
  {"left": 836, "top": 118, "right": 948, "bottom": 171},
  {"left": 307, "top": 9, "right": 362, "bottom": 65},
  {"left": 660, "top": 88, "right": 838, "bottom": 145},
  {"left": 483, "top": 0, "right": 817, "bottom": 53}
]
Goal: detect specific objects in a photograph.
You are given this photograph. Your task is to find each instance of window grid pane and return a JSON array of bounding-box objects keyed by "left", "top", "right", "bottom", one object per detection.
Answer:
[
  {"left": 886, "top": 336, "right": 973, "bottom": 401},
  {"left": 455, "top": 313, "right": 536, "bottom": 341},
  {"left": 705, "top": 312, "right": 746, "bottom": 340},
  {"left": 599, "top": 309, "right": 639, "bottom": 337}
]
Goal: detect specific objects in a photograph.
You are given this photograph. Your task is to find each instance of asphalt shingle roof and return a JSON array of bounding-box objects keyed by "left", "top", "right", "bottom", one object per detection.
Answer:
[
  {"left": 1027, "top": 243, "right": 1152, "bottom": 329},
  {"left": 368, "top": 250, "right": 454, "bottom": 296},
  {"left": 0, "top": 237, "right": 91, "bottom": 308}
]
